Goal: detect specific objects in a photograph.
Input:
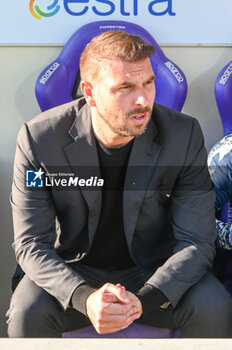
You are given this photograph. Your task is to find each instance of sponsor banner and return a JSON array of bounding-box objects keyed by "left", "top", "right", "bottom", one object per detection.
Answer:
[{"left": 1, "top": 1, "right": 232, "bottom": 45}]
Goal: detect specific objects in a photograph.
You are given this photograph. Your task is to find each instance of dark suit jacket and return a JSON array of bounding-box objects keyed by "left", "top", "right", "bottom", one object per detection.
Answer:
[{"left": 11, "top": 98, "right": 216, "bottom": 310}]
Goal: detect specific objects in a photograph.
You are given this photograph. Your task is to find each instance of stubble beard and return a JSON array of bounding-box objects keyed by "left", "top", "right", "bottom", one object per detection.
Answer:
[{"left": 97, "top": 106, "right": 152, "bottom": 137}]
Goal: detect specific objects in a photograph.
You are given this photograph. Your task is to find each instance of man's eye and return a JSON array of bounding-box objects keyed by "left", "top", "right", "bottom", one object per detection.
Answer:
[{"left": 120, "top": 86, "right": 130, "bottom": 90}]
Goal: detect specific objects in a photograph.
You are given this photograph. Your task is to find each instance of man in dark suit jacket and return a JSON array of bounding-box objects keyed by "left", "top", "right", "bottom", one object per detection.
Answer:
[{"left": 7, "top": 31, "right": 232, "bottom": 337}]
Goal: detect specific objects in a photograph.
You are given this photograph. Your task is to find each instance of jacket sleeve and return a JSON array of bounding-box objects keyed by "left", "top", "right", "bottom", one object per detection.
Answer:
[
  {"left": 11, "top": 124, "right": 87, "bottom": 310},
  {"left": 208, "top": 135, "right": 232, "bottom": 211},
  {"left": 146, "top": 119, "right": 217, "bottom": 308},
  {"left": 216, "top": 219, "right": 232, "bottom": 249},
  {"left": 208, "top": 136, "right": 232, "bottom": 249}
]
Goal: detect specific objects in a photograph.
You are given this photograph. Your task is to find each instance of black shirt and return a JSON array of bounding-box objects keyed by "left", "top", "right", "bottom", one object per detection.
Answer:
[{"left": 81, "top": 137, "right": 135, "bottom": 269}]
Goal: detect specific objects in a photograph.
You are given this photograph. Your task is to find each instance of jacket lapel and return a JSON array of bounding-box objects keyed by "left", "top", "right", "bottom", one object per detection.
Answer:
[
  {"left": 123, "top": 119, "right": 161, "bottom": 247},
  {"left": 63, "top": 101, "right": 161, "bottom": 248},
  {"left": 63, "top": 103, "right": 102, "bottom": 246}
]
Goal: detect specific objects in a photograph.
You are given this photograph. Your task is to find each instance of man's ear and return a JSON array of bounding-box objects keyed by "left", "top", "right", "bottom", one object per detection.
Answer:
[{"left": 81, "top": 81, "right": 96, "bottom": 107}]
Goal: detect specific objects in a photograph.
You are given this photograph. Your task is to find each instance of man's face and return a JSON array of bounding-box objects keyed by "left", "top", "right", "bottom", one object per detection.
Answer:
[{"left": 91, "top": 58, "right": 156, "bottom": 138}]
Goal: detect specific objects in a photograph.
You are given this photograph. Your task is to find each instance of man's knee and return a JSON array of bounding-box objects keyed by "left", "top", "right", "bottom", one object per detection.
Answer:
[
  {"left": 7, "top": 275, "right": 63, "bottom": 337},
  {"left": 173, "top": 272, "right": 232, "bottom": 337},
  {"left": 7, "top": 298, "right": 48, "bottom": 337}
]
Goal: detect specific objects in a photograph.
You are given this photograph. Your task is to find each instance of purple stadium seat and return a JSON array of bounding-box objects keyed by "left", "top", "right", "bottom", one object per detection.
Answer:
[
  {"left": 62, "top": 324, "right": 180, "bottom": 338},
  {"left": 35, "top": 20, "right": 187, "bottom": 112},
  {"left": 215, "top": 60, "right": 232, "bottom": 136},
  {"left": 35, "top": 21, "right": 185, "bottom": 338}
]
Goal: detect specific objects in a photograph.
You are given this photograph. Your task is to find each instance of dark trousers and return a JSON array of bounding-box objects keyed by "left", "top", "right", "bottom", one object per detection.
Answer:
[{"left": 6, "top": 264, "right": 232, "bottom": 338}]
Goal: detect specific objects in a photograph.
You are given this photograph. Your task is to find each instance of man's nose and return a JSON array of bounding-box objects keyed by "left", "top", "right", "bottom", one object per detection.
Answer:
[{"left": 135, "top": 93, "right": 148, "bottom": 107}]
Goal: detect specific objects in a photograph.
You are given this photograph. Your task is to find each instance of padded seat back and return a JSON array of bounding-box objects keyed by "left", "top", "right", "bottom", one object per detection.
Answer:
[
  {"left": 35, "top": 20, "right": 187, "bottom": 112},
  {"left": 215, "top": 60, "right": 232, "bottom": 136}
]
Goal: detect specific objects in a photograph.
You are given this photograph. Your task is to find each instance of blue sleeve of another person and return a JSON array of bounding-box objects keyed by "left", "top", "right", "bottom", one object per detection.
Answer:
[{"left": 208, "top": 134, "right": 232, "bottom": 249}]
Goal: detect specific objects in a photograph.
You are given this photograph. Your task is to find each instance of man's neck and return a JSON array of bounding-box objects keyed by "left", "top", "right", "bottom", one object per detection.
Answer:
[
  {"left": 91, "top": 113, "right": 134, "bottom": 148},
  {"left": 93, "top": 130, "right": 134, "bottom": 148}
]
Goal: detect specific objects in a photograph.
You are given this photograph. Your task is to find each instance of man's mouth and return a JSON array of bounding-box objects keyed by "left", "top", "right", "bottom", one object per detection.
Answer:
[{"left": 130, "top": 113, "right": 147, "bottom": 124}]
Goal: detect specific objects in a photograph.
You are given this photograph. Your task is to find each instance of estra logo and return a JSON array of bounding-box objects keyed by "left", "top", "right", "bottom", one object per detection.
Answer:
[
  {"left": 29, "top": 0, "right": 61, "bottom": 20},
  {"left": 29, "top": 1, "right": 175, "bottom": 20}
]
